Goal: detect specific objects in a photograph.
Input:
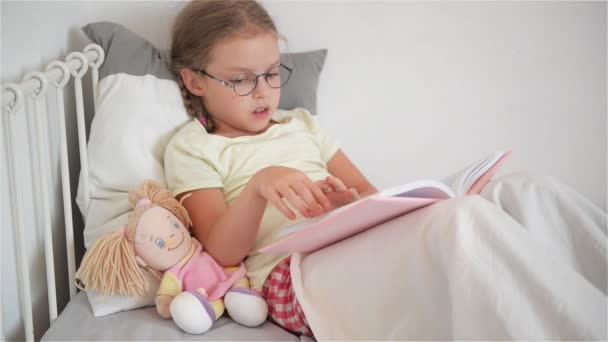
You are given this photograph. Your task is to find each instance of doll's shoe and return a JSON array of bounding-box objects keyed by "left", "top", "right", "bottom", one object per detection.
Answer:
[
  {"left": 170, "top": 290, "right": 215, "bottom": 334},
  {"left": 224, "top": 288, "right": 268, "bottom": 327}
]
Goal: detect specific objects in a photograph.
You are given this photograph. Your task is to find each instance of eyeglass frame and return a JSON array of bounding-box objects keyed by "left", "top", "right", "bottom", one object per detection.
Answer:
[{"left": 192, "top": 63, "right": 293, "bottom": 96}]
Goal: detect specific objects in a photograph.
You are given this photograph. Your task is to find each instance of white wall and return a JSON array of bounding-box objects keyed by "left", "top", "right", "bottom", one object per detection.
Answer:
[
  {"left": 265, "top": 1, "right": 607, "bottom": 210},
  {"left": 1, "top": 1, "right": 605, "bottom": 340}
]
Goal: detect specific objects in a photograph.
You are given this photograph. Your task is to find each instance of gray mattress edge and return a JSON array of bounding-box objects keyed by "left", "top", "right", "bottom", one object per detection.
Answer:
[{"left": 42, "top": 292, "right": 301, "bottom": 341}]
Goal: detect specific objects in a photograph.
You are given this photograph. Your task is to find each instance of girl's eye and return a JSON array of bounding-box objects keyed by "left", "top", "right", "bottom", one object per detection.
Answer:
[
  {"left": 171, "top": 220, "right": 180, "bottom": 229},
  {"left": 231, "top": 73, "right": 249, "bottom": 84},
  {"left": 232, "top": 73, "right": 258, "bottom": 84},
  {"left": 155, "top": 238, "right": 165, "bottom": 248},
  {"left": 266, "top": 73, "right": 279, "bottom": 81}
]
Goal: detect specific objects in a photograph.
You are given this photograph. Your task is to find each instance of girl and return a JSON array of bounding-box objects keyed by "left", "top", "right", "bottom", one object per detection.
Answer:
[
  {"left": 165, "top": 0, "right": 375, "bottom": 336},
  {"left": 164, "top": 0, "right": 606, "bottom": 339}
]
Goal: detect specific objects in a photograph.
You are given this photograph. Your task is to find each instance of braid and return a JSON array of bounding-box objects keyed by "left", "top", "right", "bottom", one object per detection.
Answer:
[
  {"left": 177, "top": 76, "right": 195, "bottom": 117},
  {"left": 176, "top": 76, "right": 215, "bottom": 132}
]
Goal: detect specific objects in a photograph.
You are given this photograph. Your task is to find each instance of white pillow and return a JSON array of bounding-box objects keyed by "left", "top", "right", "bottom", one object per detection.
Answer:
[
  {"left": 86, "top": 273, "right": 160, "bottom": 317},
  {"left": 77, "top": 73, "right": 190, "bottom": 245},
  {"left": 75, "top": 73, "right": 190, "bottom": 315}
]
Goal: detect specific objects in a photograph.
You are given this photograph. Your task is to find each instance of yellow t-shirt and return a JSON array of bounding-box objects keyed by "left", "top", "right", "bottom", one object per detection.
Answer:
[{"left": 164, "top": 107, "right": 340, "bottom": 290}]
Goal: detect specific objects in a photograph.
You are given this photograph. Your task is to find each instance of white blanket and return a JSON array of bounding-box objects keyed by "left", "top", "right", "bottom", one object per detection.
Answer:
[{"left": 290, "top": 172, "right": 607, "bottom": 340}]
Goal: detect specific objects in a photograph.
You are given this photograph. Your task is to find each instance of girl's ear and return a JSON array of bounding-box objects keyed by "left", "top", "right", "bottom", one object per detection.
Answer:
[
  {"left": 135, "top": 255, "right": 148, "bottom": 268},
  {"left": 180, "top": 68, "right": 206, "bottom": 97}
]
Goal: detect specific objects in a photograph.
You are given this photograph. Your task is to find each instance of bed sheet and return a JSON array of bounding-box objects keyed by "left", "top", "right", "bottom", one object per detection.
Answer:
[
  {"left": 42, "top": 292, "right": 301, "bottom": 341},
  {"left": 290, "top": 172, "right": 607, "bottom": 340}
]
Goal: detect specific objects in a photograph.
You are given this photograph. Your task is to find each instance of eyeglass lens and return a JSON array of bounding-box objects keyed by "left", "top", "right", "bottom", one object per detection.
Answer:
[{"left": 233, "top": 64, "right": 291, "bottom": 95}]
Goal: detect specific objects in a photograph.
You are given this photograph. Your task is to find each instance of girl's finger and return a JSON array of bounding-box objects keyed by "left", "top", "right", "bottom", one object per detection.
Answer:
[
  {"left": 324, "top": 187, "right": 359, "bottom": 207},
  {"left": 264, "top": 188, "right": 296, "bottom": 220},
  {"left": 291, "top": 182, "right": 324, "bottom": 216},
  {"left": 328, "top": 190, "right": 352, "bottom": 203},
  {"left": 315, "top": 180, "right": 333, "bottom": 193},
  {"left": 349, "top": 187, "right": 360, "bottom": 200},
  {"left": 277, "top": 184, "right": 312, "bottom": 218},
  {"left": 307, "top": 179, "right": 333, "bottom": 211},
  {"left": 326, "top": 175, "right": 348, "bottom": 192}
]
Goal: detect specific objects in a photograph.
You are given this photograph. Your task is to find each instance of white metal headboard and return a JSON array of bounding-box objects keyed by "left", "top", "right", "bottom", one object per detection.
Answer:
[{"left": 1, "top": 43, "right": 104, "bottom": 341}]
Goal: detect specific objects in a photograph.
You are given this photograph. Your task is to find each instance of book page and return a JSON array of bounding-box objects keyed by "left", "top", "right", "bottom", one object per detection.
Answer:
[
  {"left": 279, "top": 211, "right": 329, "bottom": 237},
  {"left": 466, "top": 151, "right": 512, "bottom": 195},
  {"left": 442, "top": 151, "right": 508, "bottom": 195},
  {"left": 461, "top": 152, "right": 502, "bottom": 192},
  {"left": 378, "top": 179, "right": 455, "bottom": 199}
]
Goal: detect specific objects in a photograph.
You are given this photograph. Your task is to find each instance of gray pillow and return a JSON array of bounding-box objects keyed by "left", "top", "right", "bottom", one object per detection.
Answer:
[{"left": 82, "top": 21, "right": 327, "bottom": 114}]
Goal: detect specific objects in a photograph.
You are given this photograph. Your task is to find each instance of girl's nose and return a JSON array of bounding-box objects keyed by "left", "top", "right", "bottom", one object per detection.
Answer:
[{"left": 252, "top": 77, "right": 272, "bottom": 99}]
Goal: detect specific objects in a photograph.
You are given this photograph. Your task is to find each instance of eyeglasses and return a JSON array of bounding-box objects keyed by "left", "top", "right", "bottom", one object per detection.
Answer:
[{"left": 193, "top": 63, "right": 293, "bottom": 96}]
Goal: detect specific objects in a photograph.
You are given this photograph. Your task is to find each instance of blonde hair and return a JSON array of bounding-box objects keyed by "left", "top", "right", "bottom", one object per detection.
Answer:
[
  {"left": 170, "top": 0, "right": 283, "bottom": 132},
  {"left": 75, "top": 181, "right": 192, "bottom": 297}
]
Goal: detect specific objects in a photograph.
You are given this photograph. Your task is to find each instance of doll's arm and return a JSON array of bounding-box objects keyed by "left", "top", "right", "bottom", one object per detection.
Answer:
[
  {"left": 225, "top": 266, "right": 257, "bottom": 291},
  {"left": 156, "top": 272, "right": 182, "bottom": 319}
]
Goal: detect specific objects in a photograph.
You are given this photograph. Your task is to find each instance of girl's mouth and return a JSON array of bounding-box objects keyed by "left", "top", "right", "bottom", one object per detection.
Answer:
[{"left": 253, "top": 107, "right": 270, "bottom": 118}]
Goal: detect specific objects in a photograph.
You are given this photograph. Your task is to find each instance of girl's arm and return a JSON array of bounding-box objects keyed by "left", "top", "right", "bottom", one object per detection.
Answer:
[
  {"left": 179, "top": 183, "right": 265, "bottom": 267},
  {"left": 179, "top": 166, "right": 332, "bottom": 267},
  {"left": 327, "top": 149, "right": 378, "bottom": 197}
]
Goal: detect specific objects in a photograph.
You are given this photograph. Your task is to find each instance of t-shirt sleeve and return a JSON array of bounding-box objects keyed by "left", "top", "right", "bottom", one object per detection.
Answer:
[
  {"left": 296, "top": 108, "right": 340, "bottom": 163},
  {"left": 317, "top": 126, "right": 340, "bottom": 163},
  {"left": 164, "top": 133, "right": 223, "bottom": 197}
]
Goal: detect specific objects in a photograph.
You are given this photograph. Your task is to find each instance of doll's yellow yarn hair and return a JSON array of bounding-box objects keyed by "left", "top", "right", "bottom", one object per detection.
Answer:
[
  {"left": 127, "top": 180, "right": 192, "bottom": 230},
  {"left": 75, "top": 180, "right": 193, "bottom": 297}
]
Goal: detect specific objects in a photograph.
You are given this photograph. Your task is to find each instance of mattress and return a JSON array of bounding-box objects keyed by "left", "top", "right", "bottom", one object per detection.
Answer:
[{"left": 42, "top": 292, "right": 301, "bottom": 341}]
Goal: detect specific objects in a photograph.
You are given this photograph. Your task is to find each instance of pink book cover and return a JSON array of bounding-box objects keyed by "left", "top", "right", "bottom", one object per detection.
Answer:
[
  {"left": 258, "top": 196, "right": 440, "bottom": 254},
  {"left": 259, "top": 150, "right": 512, "bottom": 254}
]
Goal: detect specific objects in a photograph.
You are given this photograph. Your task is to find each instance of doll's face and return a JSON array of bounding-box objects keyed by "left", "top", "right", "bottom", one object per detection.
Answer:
[{"left": 133, "top": 206, "right": 192, "bottom": 271}]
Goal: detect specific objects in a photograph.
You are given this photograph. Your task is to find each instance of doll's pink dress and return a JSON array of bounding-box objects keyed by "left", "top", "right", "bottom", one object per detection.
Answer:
[{"left": 157, "top": 238, "right": 246, "bottom": 300}]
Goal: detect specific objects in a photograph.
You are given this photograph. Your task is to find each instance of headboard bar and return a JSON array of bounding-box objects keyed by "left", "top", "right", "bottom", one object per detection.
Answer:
[
  {"left": 1, "top": 48, "right": 101, "bottom": 109},
  {"left": 1, "top": 43, "right": 104, "bottom": 341},
  {"left": 3, "top": 96, "right": 35, "bottom": 341},
  {"left": 29, "top": 74, "right": 59, "bottom": 324}
]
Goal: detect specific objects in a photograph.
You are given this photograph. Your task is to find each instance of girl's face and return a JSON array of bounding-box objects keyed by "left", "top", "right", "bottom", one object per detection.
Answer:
[{"left": 200, "top": 33, "right": 281, "bottom": 137}]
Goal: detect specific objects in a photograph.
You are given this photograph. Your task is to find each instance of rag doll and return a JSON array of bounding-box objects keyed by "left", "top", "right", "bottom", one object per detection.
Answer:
[{"left": 76, "top": 180, "right": 268, "bottom": 334}]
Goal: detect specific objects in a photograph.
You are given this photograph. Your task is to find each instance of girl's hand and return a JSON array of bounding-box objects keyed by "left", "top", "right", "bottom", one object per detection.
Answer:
[
  {"left": 316, "top": 175, "right": 360, "bottom": 208},
  {"left": 252, "top": 166, "right": 333, "bottom": 220}
]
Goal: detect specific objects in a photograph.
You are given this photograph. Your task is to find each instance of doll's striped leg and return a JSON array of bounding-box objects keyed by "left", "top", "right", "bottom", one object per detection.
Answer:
[{"left": 170, "top": 288, "right": 224, "bottom": 334}]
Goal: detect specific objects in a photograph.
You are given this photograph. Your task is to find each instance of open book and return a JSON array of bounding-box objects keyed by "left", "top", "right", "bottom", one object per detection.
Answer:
[{"left": 258, "top": 150, "right": 512, "bottom": 254}]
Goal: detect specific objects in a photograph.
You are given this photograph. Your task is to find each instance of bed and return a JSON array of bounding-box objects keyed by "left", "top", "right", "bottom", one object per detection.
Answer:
[
  {"left": 2, "top": 19, "right": 606, "bottom": 342},
  {"left": 1, "top": 20, "right": 320, "bottom": 341},
  {"left": 42, "top": 292, "right": 301, "bottom": 341}
]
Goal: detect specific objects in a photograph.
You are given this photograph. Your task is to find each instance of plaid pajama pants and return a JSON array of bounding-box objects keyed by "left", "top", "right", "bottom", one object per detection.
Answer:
[{"left": 262, "top": 256, "right": 314, "bottom": 337}]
